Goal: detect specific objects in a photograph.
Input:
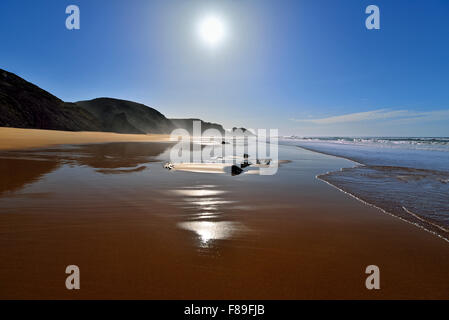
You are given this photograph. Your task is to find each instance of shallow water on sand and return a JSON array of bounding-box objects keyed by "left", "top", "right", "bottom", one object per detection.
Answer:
[
  {"left": 0, "top": 142, "right": 346, "bottom": 247},
  {"left": 0, "top": 142, "right": 448, "bottom": 299}
]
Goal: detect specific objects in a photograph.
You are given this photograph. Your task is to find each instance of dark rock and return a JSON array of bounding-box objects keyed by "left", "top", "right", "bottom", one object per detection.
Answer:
[
  {"left": 231, "top": 165, "right": 243, "bottom": 176},
  {"left": 240, "top": 161, "right": 251, "bottom": 169}
]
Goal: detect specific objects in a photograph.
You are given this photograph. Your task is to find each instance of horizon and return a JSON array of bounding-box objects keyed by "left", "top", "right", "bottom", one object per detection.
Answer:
[{"left": 1, "top": 0, "right": 448, "bottom": 136}]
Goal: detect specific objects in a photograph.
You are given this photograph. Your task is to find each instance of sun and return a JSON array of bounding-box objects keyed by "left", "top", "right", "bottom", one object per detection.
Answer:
[{"left": 197, "top": 15, "right": 227, "bottom": 48}]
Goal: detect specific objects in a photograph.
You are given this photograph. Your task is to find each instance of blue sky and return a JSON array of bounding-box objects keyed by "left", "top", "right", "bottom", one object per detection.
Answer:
[{"left": 1, "top": 0, "right": 448, "bottom": 136}]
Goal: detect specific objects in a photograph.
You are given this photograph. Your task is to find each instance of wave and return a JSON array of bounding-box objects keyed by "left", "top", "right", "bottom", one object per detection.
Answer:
[
  {"left": 317, "top": 165, "right": 449, "bottom": 241},
  {"left": 280, "top": 138, "right": 449, "bottom": 242},
  {"left": 283, "top": 136, "right": 449, "bottom": 152},
  {"left": 316, "top": 171, "right": 449, "bottom": 243}
]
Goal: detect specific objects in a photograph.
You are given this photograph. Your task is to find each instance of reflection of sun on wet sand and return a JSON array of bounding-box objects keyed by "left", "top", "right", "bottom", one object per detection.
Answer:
[
  {"left": 0, "top": 127, "right": 171, "bottom": 151},
  {"left": 178, "top": 221, "right": 247, "bottom": 247}
]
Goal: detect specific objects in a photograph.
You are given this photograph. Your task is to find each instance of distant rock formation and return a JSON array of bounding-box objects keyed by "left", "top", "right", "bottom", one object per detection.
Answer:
[
  {"left": 230, "top": 127, "right": 255, "bottom": 136},
  {"left": 170, "top": 118, "right": 225, "bottom": 135}
]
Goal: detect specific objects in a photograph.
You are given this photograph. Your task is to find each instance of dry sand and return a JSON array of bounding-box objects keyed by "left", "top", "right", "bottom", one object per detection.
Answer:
[{"left": 0, "top": 127, "right": 171, "bottom": 150}]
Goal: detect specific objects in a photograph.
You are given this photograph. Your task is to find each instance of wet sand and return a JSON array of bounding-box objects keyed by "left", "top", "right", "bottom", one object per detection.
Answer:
[
  {"left": 0, "top": 127, "right": 170, "bottom": 151},
  {"left": 0, "top": 142, "right": 448, "bottom": 299}
]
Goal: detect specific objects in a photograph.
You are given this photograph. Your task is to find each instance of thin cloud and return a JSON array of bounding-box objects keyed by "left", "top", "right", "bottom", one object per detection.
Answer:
[{"left": 290, "top": 109, "right": 449, "bottom": 125}]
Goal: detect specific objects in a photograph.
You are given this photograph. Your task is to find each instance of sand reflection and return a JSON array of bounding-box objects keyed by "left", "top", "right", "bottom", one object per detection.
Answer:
[
  {"left": 0, "top": 142, "right": 173, "bottom": 195},
  {"left": 0, "top": 158, "right": 59, "bottom": 195}
]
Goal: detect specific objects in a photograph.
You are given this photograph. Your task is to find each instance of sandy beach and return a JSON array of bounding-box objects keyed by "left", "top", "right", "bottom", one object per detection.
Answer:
[
  {"left": 0, "top": 130, "right": 448, "bottom": 299},
  {"left": 0, "top": 127, "right": 171, "bottom": 151}
]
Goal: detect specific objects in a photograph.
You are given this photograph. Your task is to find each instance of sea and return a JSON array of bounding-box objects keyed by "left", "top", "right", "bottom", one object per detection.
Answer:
[{"left": 281, "top": 137, "right": 449, "bottom": 241}]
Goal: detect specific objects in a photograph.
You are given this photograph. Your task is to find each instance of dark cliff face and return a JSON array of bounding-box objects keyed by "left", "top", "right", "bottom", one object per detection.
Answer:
[
  {"left": 75, "top": 98, "right": 175, "bottom": 134},
  {"left": 0, "top": 69, "right": 103, "bottom": 131}
]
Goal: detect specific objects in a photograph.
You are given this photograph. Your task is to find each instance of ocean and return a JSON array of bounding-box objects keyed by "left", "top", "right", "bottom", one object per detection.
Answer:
[{"left": 281, "top": 137, "right": 449, "bottom": 241}]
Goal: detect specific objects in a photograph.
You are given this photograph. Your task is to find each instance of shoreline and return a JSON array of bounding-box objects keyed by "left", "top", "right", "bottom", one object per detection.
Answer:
[
  {"left": 295, "top": 144, "right": 449, "bottom": 243},
  {"left": 0, "top": 127, "right": 171, "bottom": 151},
  {"left": 294, "top": 144, "right": 363, "bottom": 166},
  {"left": 316, "top": 173, "right": 449, "bottom": 244}
]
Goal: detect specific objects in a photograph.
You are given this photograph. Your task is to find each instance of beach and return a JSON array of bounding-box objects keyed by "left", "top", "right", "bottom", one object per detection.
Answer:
[
  {"left": 0, "top": 130, "right": 448, "bottom": 299},
  {"left": 0, "top": 127, "right": 171, "bottom": 150},
  {"left": 282, "top": 137, "right": 449, "bottom": 241}
]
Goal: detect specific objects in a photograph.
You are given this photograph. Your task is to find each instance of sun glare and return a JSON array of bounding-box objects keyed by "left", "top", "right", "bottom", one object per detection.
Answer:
[{"left": 197, "top": 15, "right": 226, "bottom": 48}]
